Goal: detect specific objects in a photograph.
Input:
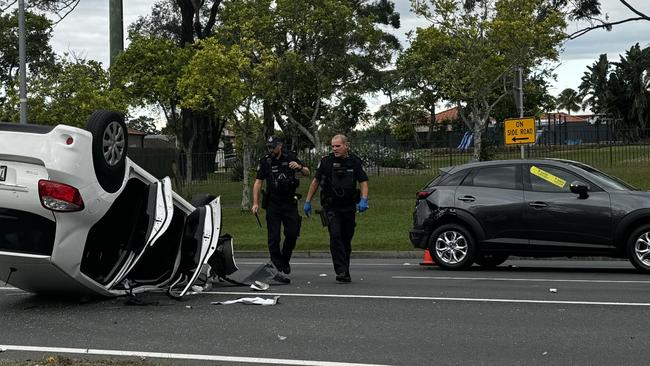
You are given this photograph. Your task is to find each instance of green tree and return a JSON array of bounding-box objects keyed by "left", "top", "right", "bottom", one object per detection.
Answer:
[
  {"left": 122, "top": 0, "right": 229, "bottom": 183},
  {"left": 0, "top": 10, "right": 56, "bottom": 120},
  {"left": 218, "top": 0, "right": 400, "bottom": 150},
  {"left": 556, "top": 88, "right": 582, "bottom": 115},
  {"left": 128, "top": 115, "right": 160, "bottom": 135},
  {"left": 491, "top": 70, "right": 557, "bottom": 123},
  {"left": 320, "top": 93, "right": 370, "bottom": 137},
  {"left": 408, "top": 0, "right": 566, "bottom": 160},
  {"left": 609, "top": 44, "right": 650, "bottom": 130},
  {"left": 20, "top": 58, "right": 127, "bottom": 126},
  {"left": 579, "top": 54, "right": 610, "bottom": 114},
  {"left": 397, "top": 30, "right": 444, "bottom": 143},
  {"left": 0, "top": 10, "right": 54, "bottom": 85},
  {"left": 111, "top": 36, "right": 190, "bottom": 137},
  {"left": 178, "top": 37, "right": 274, "bottom": 207}
]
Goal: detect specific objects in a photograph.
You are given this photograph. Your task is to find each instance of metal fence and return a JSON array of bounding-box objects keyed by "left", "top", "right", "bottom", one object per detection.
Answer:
[{"left": 129, "top": 124, "right": 650, "bottom": 189}]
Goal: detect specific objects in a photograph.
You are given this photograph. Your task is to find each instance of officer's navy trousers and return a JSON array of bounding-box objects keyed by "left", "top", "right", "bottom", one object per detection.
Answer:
[
  {"left": 265, "top": 201, "right": 301, "bottom": 269},
  {"left": 325, "top": 209, "right": 356, "bottom": 275}
]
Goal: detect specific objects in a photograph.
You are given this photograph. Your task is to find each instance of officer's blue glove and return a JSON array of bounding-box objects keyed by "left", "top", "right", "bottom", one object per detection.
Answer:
[
  {"left": 358, "top": 197, "right": 369, "bottom": 213},
  {"left": 303, "top": 201, "right": 312, "bottom": 217}
]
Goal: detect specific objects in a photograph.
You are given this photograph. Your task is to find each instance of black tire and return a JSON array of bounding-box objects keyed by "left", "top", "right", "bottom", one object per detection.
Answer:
[
  {"left": 475, "top": 253, "right": 509, "bottom": 268},
  {"left": 190, "top": 193, "right": 217, "bottom": 207},
  {"left": 428, "top": 223, "right": 477, "bottom": 270},
  {"left": 627, "top": 224, "right": 650, "bottom": 272},
  {"left": 86, "top": 110, "right": 128, "bottom": 193}
]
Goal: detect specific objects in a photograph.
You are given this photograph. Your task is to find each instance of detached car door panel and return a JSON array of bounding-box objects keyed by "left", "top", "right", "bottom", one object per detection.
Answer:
[{"left": 169, "top": 196, "right": 222, "bottom": 298}]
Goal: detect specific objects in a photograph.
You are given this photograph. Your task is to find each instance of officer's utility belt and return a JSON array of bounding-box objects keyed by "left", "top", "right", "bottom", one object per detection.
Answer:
[{"left": 322, "top": 188, "right": 360, "bottom": 206}]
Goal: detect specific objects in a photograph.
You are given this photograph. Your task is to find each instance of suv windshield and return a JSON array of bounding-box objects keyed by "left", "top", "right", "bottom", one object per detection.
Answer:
[{"left": 572, "top": 163, "right": 637, "bottom": 191}]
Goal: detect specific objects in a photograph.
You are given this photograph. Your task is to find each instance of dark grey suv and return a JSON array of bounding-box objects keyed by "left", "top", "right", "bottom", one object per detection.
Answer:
[{"left": 409, "top": 159, "right": 650, "bottom": 272}]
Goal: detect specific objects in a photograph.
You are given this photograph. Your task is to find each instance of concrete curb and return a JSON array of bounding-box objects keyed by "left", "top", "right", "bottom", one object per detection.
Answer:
[
  {"left": 235, "top": 250, "right": 627, "bottom": 261},
  {"left": 235, "top": 250, "right": 423, "bottom": 259}
]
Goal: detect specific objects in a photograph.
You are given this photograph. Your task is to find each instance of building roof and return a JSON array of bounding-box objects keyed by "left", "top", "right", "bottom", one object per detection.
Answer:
[
  {"left": 434, "top": 106, "right": 460, "bottom": 123},
  {"left": 127, "top": 128, "right": 146, "bottom": 136},
  {"left": 541, "top": 112, "right": 588, "bottom": 123}
]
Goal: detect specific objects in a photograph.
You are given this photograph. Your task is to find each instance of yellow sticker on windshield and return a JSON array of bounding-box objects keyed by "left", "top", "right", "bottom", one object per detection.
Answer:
[{"left": 530, "top": 166, "right": 566, "bottom": 188}]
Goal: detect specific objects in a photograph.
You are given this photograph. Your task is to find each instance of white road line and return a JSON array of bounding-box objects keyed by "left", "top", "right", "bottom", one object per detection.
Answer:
[
  {"left": 237, "top": 262, "right": 413, "bottom": 266},
  {"left": 0, "top": 345, "right": 390, "bottom": 366},
  {"left": 204, "top": 291, "right": 650, "bottom": 306},
  {"left": 392, "top": 275, "right": 650, "bottom": 284}
]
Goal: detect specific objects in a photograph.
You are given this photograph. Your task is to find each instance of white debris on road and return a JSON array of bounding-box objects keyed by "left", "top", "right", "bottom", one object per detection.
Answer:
[{"left": 212, "top": 296, "right": 280, "bottom": 306}]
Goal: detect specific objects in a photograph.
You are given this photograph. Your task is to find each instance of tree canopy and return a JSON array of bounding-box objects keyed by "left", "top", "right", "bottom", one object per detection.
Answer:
[{"left": 407, "top": 0, "right": 566, "bottom": 160}]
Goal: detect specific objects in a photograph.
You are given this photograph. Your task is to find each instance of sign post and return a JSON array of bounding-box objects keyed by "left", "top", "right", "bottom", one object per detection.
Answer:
[
  {"left": 504, "top": 117, "right": 536, "bottom": 146},
  {"left": 514, "top": 68, "right": 524, "bottom": 158}
]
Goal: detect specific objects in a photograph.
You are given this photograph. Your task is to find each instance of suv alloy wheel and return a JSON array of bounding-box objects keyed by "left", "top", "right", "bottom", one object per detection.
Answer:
[{"left": 429, "top": 223, "right": 477, "bottom": 269}]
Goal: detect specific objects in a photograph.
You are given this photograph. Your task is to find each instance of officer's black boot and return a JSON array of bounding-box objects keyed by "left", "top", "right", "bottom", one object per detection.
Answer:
[{"left": 335, "top": 272, "right": 351, "bottom": 283}]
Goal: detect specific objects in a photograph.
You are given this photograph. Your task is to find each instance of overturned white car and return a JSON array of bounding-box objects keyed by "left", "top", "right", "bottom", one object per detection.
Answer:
[{"left": 0, "top": 110, "right": 237, "bottom": 298}]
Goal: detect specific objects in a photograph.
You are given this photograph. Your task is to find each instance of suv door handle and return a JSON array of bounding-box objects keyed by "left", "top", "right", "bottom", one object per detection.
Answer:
[
  {"left": 457, "top": 195, "right": 476, "bottom": 202},
  {"left": 529, "top": 201, "right": 548, "bottom": 208}
]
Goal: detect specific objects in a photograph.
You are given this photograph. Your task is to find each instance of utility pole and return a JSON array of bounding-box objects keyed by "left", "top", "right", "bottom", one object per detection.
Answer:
[
  {"left": 18, "top": 0, "right": 27, "bottom": 124},
  {"left": 109, "top": 0, "right": 124, "bottom": 67},
  {"left": 514, "top": 67, "right": 524, "bottom": 158}
]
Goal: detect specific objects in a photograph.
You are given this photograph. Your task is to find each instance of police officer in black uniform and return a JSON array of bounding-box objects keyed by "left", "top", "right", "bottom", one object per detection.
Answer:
[
  {"left": 252, "top": 136, "right": 310, "bottom": 281},
  {"left": 304, "top": 134, "right": 369, "bottom": 283}
]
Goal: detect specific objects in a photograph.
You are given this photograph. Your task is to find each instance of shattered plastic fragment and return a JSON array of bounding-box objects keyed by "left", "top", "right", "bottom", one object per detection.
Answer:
[
  {"left": 278, "top": 335, "right": 287, "bottom": 340},
  {"left": 191, "top": 285, "right": 204, "bottom": 293},
  {"left": 319, "top": 274, "right": 327, "bottom": 277},
  {"left": 549, "top": 288, "right": 557, "bottom": 293},
  {"left": 185, "top": 305, "right": 192, "bottom": 309},
  {"left": 250, "top": 281, "right": 270, "bottom": 291}
]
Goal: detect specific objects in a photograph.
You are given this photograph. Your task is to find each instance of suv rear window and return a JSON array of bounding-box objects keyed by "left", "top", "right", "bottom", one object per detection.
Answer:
[
  {"left": 464, "top": 165, "right": 517, "bottom": 190},
  {"left": 438, "top": 169, "right": 469, "bottom": 186}
]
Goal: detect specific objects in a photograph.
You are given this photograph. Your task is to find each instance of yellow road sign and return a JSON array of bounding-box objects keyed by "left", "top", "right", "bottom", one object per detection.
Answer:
[{"left": 504, "top": 117, "right": 536, "bottom": 145}]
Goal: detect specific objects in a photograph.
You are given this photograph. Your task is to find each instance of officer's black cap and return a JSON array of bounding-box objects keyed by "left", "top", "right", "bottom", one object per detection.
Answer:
[{"left": 266, "top": 136, "right": 283, "bottom": 148}]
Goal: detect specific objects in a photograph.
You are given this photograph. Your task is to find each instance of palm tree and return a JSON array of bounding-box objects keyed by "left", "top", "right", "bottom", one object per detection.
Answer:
[
  {"left": 579, "top": 54, "right": 610, "bottom": 114},
  {"left": 613, "top": 44, "right": 650, "bottom": 129},
  {"left": 556, "top": 88, "right": 582, "bottom": 115}
]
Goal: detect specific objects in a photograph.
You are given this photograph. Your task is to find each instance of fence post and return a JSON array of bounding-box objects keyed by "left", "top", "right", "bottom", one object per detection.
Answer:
[
  {"left": 376, "top": 143, "right": 380, "bottom": 176},
  {"left": 447, "top": 128, "right": 452, "bottom": 166},
  {"left": 609, "top": 119, "right": 613, "bottom": 167}
]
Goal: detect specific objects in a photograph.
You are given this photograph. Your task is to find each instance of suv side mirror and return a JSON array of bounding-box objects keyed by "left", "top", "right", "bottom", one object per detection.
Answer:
[{"left": 570, "top": 181, "right": 590, "bottom": 199}]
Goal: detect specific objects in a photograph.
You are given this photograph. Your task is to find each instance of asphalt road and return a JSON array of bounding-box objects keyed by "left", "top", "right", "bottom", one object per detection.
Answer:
[{"left": 2, "top": 258, "right": 650, "bottom": 366}]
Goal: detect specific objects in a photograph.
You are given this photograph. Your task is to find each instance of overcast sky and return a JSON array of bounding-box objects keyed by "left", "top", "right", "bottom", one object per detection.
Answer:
[{"left": 36, "top": 0, "right": 650, "bottom": 114}]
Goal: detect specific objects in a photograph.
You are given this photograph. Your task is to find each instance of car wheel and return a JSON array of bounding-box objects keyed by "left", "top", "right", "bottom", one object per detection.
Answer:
[
  {"left": 190, "top": 193, "right": 217, "bottom": 207},
  {"left": 627, "top": 224, "right": 650, "bottom": 272},
  {"left": 429, "top": 224, "right": 476, "bottom": 270},
  {"left": 475, "top": 253, "right": 509, "bottom": 267},
  {"left": 86, "top": 110, "right": 128, "bottom": 193}
]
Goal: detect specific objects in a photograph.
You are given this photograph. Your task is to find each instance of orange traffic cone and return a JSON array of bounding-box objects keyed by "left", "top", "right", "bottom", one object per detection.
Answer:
[{"left": 420, "top": 249, "right": 436, "bottom": 266}]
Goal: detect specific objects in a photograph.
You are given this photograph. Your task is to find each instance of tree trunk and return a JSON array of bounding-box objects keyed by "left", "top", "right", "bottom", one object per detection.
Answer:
[
  {"left": 472, "top": 120, "right": 483, "bottom": 162},
  {"left": 184, "top": 113, "right": 197, "bottom": 186},
  {"left": 240, "top": 98, "right": 254, "bottom": 211},
  {"left": 426, "top": 103, "right": 436, "bottom": 144},
  {"left": 263, "top": 100, "right": 275, "bottom": 139},
  {"left": 241, "top": 141, "right": 252, "bottom": 211}
]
